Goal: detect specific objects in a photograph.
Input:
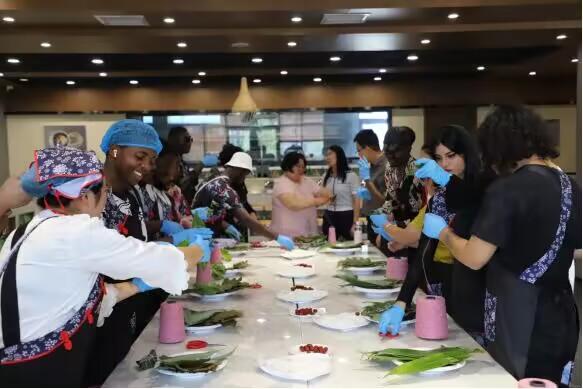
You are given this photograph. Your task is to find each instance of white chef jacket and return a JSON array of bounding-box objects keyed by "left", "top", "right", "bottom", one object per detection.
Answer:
[{"left": 0, "top": 210, "right": 189, "bottom": 347}]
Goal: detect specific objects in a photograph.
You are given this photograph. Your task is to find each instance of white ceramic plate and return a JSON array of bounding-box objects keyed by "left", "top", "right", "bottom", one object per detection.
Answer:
[
  {"left": 288, "top": 307, "right": 326, "bottom": 321},
  {"left": 345, "top": 265, "right": 385, "bottom": 275},
  {"left": 188, "top": 290, "right": 240, "bottom": 302},
  {"left": 224, "top": 269, "right": 240, "bottom": 277},
  {"left": 276, "top": 266, "right": 316, "bottom": 279},
  {"left": 289, "top": 344, "right": 331, "bottom": 356},
  {"left": 280, "top": 249, "right": 317, "bottom": 260},
  {"left": 392, "top": 348, "right": 466, "bottom": 376},
  {"left": 277, "top": 289, "right": 328, "bottom": 304},
  {"left": 323, "top": 247, "right": 360, "bottom": 256},
  {"left": 258, "top": 354, "right": 332, "bottom": 381},
  {"left": 225, "top": 250, "right": 247, "bottom": 257},
  {"left": 313, "top": 312, "right": 370, "bottom": 332},
  {"left": 353, "top": 286, "right": 400, "bottom": 297},
  {"left": 156, "top": 357, "right": 228, "bottom": 379},
  {"left": 213, "top": 238, "right": 237, "bottom": 248},
  {"left": 186, "top": 323, "right": 222, "bottom": 333},
  {"left": 363, "top": 315, "right": 416, "bottom": 326}
]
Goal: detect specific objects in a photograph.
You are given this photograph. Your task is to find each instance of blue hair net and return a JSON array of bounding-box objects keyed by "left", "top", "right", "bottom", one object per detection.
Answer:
[{"left": 100, "top": 119, "right": 163, "bottom": 155}]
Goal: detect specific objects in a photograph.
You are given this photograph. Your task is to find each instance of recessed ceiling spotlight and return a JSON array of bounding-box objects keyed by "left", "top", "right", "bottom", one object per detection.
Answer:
[
  {"left": 529, "top": 71, "right": 537, "bottom": 76},
  {"left": 198, "top": 71, "right": 206, "bottom": 76},
  {"left": 7, "top": 58, "right": 20, "bottom": 64},
  {"left": 99, "top": 72, "right": 108, "bottom": 77},
  {"left": 421, "top": 39, "right": 431, "bottom": 45},
  {"left": 173, "top": 58, "right": 184, "bottom": 64},
  {"left": 374, "top": 77, "right": 382, "bottom": 81},
  {"left": 313, "top": 77, "right": 322, "bottom": 82},
  {"left": 192, "top": 79, "right": 201, "bottom": 84},
  {"left": 330, "top": 56, "right": 341, "bottom": 62},
  {"left": 2, "top": 16, "right": 15, "bottom": 23},
  {"left": 91, "top": 58, "right": 104, "bottom": 65},
  {"left": 477, "top": 66, "right": 486, "bottom": 71},
  {"left": 448, "top": 13, "right": 459, "bottom": 20},
  {"left": 163, "top": 17, "right": 175, "bottom": 24},
  {"left": 231, "top": 42, "right": 250, "bottom": 48},
  {"left": 0, "top": 72, "right": 4, "bottom": 77},
  {"left": 571, "top": 58, "right": 579, "bottom": 63},
  {"left": 66, "top": 80, "right": 76, "bottom": 85},
  {"left": 129, "top": 80, "right": 139, "bottom": 85},
  {"left": 287, "top": 41, "right": 297, "bottom": 47},
  {"left": 253, "top": 78, "right": 262, "bottom": 83},
  {"left": 379, "top": 68, "right": 387, "bottom": 73},
  {"left": 19, "top": 78, "right": 28, "bottom": 82},
  {"left": 251, "top": 57, "right": 263, "bottom": 63},
  {"left": 177, "top": 42, "right": 187, "bottom": 48},
  {"left": 280, "top": 70, "right": 288, "bottom": 75},
  {"left": 407, "top": 54, "right": 419, "bottom": 61},
  {"left": 556, "top": 34, "right": 567, "bottom": 40},
  {"left": 40, "top": 42, "right": 52, "bottom": 48},
  {"left": 291, "top": 16, "right": 302, "bottom": 23}
]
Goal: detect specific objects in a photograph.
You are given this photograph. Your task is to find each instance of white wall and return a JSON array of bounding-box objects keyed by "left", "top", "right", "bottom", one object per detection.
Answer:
[
  {"left": 392, "top": 108, "right": 425, "bottom": 158},
  {"left": 6, "top": 114, "right": 125, "bottom": 176}
]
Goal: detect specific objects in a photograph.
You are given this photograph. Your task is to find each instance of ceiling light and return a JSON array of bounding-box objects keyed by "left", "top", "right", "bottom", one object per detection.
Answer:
[
  {"left": 379, "top": 68, "right": 387, "bottom": 73},
  {"left": 129, "top": 80, "right": 139, "bottom": 85},
  {"left": 448, "top": 13, "right": 459, "bottom": 20},
  {"left": 0, "top": 72, "right": 3, "bottom": 77},
  {"left": 66, "top": 80, "right": 76, "bottom": 85},
  {"left": 330, "top": 56, "right": 341, "bottom": 62},
  {"left": 173, "top": 58, "right": 184, "bottom": 64},
  {"left": 253, "top": 78, "right": 262, "bottom": 84},
  {"left": 407, "top": 54, "right": 419, "bottom": 61},
  {"left": 231, "top": 42, "right": 250, "bottom": 48},
  {"left": 251, "top": 57, "right": 263, "bottom": 63},
  {"left": 99, "top": 72, "right": 108, "bottom": 77},
  {"left": 291, "top": 16, "right": 302, "bottom": 23},
  {"left": 556, "top": 34, "right": 567, "bottom": 40},
  {"left": 280, "top": 70, "right": 288, "bottom": 75},
  {"left": 287, "top": 41, "right": 297, "bottom": 47},
  {"left": 2, "top": 16, "right": 15, "bottom": 23},
  {"left": 192, "top": 79, "right": 201, "bottom": 84},
  {"left": 163, "top": 17, "right": 175, "bottom": 24},
  {"left": 198, "top": 71, "right": 206, "bottom": 76},
  {"left": 571, "top": 58, "right": 579, "bottom": 63},
  {"left": 374, "top": 77, "right": 382, "bottom": 81},
  {"left": 477, "top": 66, "right": 486, "bottom": 71},
  {"left": 529, "top": 71, "right": 536, "bottom": 76},
  {"left": 91, "top": 58, "right": 104, "bottom": 65},
  {"left": 421, "top": 39, "right": 431, "bottom": 45},
  {"left": 313, "top": 77, "right": 322, "bottom": 82},
  {"left": 177, "top": 42, "right": 187, "bottom": 48},
  {"left": 7, "top": 58, "right": 20, "bottom": 64},
  {"left": 40, "top": 42, "right": 52, "bottom": 48},
  {"left": 19, "top": 78, "right": 28, "bottom": 82}
]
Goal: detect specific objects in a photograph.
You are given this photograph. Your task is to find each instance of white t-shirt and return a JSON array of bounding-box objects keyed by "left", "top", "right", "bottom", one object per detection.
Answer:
[
  {"left": 321, "top": 171, "right": 359, "bottom": 212},
  {"left": 0, "top": 210, "right": 189, "bottom": 347}
]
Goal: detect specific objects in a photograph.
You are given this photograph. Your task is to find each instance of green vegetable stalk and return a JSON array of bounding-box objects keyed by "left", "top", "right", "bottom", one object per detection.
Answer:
[{"left": 334, "top": 273, "right": 402, "bottom": 290}]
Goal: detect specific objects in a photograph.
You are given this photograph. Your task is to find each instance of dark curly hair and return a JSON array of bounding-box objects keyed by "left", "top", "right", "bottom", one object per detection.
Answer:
[
  {"left": 281, "top": 152, "right": 307, "bottom": 172},
  {"left": 477, "top": 105, "right": 558, "bottom": 174}
]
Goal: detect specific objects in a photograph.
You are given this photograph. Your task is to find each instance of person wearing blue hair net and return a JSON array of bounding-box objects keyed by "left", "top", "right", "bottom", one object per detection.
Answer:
[{"left": 84, "top": 119, "right": 212, "bottom": 386}]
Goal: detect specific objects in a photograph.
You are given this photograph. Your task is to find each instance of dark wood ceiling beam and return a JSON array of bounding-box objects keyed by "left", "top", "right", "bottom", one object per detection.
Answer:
[{"left": 0, "top": 0, "right": 578, "bottom": 12}]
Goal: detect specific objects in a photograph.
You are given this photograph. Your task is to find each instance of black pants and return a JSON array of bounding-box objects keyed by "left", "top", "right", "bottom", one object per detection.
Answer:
[{"left": 322, "top": 210, "right": 354, "bottom": 241}]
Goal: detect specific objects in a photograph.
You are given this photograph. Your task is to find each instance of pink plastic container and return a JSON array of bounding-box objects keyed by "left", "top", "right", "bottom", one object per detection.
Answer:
[
  {"left": 195, "top": 262, "right": 212, "bottom": 285},
  {"left": 415, "top": 295, "right": 448, "bottom": 340},
  {"left": 328, "top": 227, "right": 337, "bottom": 244},
  {"left": 386, "top": 257, "right": 408, "bottom": 280},
  {"left": 158, "top": 301, "right": 186, "bottom": 344},
  {"left": 210, "top": 246, "right": 222, "bottom": 264}
]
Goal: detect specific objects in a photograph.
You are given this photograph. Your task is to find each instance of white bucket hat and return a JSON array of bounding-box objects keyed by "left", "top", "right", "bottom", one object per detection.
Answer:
[{"left": 225, "top": 151, "right": 253, "bottom": 173}]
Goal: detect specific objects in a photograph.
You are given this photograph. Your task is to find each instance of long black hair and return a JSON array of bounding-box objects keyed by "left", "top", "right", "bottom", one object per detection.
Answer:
[
  {"left": 323, "top": 145, "right": 350, "bottom": 185},
  {"left": 423, "top": 124, "right": 482, "bottom": 187}
]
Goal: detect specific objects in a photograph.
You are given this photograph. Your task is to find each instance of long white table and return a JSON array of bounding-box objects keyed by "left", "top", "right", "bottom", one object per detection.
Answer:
[{"left": 104, "top": 246, "right": 517, "bottom": 388}]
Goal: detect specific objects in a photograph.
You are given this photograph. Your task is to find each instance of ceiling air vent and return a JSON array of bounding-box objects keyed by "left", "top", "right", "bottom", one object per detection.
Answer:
[
  {"left": 94, "top": 15, "right": 149, "bottom": 26},
  {"left": 321, "top": 13, "right": 369, "bottom": 25}
]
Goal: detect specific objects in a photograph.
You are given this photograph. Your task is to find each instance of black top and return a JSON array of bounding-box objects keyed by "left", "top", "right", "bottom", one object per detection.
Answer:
[
  {"left": 472, "top": 165, "right": 581, "bottom": 289},
  {"left": 102, "top": 188, "right": 148, "bottom": 241}
]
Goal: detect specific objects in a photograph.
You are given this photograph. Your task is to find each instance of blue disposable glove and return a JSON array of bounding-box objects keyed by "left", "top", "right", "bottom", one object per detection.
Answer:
[
  {"left": 192, "top": 235, "right": 211, "bottom": 263},
  {"left": 372, "top": 225, "right": 392, "bottom": 242},
  {"left": 132, "top": 278, "right": 155, "bottom": 293},
  {"left": 192, "top": 207, "right": 210, "bottom": 222},
  {"left": 161, "top": 220, "right": 184, "bottom": 236},
  {"left": 355, "top": 187, "right": 372, "bottom": 201},
  {"left": 277, "top": 234, "right": 295, "bottom": 250},
  {"left": 171, "top": 227, "right": 213, "bottom": 245},
  {"left": 225, "top": 224, "right": 242, "bottom": 241},
  {"left": 370, "top": 214, "right": 388, "bottom": 229},
  {"left": 357, "top": 158, "right": 371, "bottom": 181},
  {"left": 202, "top": 154, "right": 219, "bottom": 167},
  {"left": 379, "top": 305, "right": 405, "bottom": 336},
  {"left": 422, "top": 213, "right": 448, "bottom": 239},
  {"left": 415, "top": 158, "right": 452, "bottom": 187}
]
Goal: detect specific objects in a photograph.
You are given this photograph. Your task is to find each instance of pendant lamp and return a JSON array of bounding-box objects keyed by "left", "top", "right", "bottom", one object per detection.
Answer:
[{"left": 231, "top": 77, "right": 257, "bottom": 123}]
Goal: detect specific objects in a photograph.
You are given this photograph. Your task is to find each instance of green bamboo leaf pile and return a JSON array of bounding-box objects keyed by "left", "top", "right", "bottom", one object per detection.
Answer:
[
  {"left": 158, "top": 347, "right": 237, "bottom": 373},
  {"left": 360, "top": 301, "right": 416, "bottom": 322},
  {"left": 334, "top": 273, "right": 402, "bottom": 290},
  {"left": 294, "top": 235, "right": 328, "bottom": 249},
  {"left": 212, "top": 263, "right": 226, "bottom": 280},
  {"left": 232, "top": 260, "right": 249, "bottom": 269},
  {"left": 225, "top": 243, "right": 250, "bottom": 252},
  {"left": 185, "top": 276, "right": 250, "bottom": 295},
  {"left": 337, "top": 257, "right": 385, "bottom": 269},
  {"left": 184, "top": 308, "right": 243, "bottom": 327}
]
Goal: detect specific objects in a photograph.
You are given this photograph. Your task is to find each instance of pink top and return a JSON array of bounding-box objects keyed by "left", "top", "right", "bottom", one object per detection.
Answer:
[{"left": 270, "top": 175, "right": 320, "bottom": 238}]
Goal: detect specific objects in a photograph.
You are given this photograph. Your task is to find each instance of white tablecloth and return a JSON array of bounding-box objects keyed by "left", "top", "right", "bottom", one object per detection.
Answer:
[{"left": 103, "top": 247, "right": 517, "bottom": 388}]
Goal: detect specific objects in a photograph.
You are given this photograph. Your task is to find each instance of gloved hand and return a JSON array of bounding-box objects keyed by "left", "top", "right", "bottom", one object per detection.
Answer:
[
  {"left": 132, "top": 278, "right": 155, "bottom": 293},
  {"left": 370, "top": 214, "right": 388, "bottom": 228},
  {"left": 225, "top": 224, "right": 242, "bottom": 241},
  {"left": 192, "top": 235, "right": 211, "bottom": 263},
  {"left": 379, "top": 305, "right": 405, "bottom": 336},
  {"left": 415, "top": 158, "right": 452, "bottom": 187},
  {"left": 277, "top": 234, "right": 295, "bottom": 250},
  {"left": 202, "top": 154, "right": 219, "bottom": 167},
  {"left": 422, "top": 213, "right": 448, "bottom": 239},
  {"left": 355, "top": 187, "right": 372, "bottom": 201},
  {"left": 192, "top": 207, "right": 210, "bottom": 222},
  {"left": 357, "top": 158, "right": 371, "bottom": 181},
  {"left": 372, "top": 225, "right": 392, "bottom": 242},
  {"left": 161, "top": 220, "right": 184, "bottom": 236},
  {"left": 171, "top": 227, "right": 213, "bottom": 245}
]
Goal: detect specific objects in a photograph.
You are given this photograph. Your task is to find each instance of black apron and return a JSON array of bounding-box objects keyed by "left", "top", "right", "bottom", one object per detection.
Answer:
[
  {"left": 0, "top": 220, "right": 103, "bottom": 387},
  {"left": 484, "top": 170, "right": 578, "bottom": 385}
]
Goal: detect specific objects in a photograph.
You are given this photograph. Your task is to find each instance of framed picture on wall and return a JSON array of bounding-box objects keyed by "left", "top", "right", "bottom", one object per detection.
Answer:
[{"left": 44, "top": 125, "right": 87, "bottom": 150}]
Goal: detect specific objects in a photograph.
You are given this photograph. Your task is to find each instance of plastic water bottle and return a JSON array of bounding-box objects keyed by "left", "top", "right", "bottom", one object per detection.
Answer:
[{"left": 354, "top": 222, "right": 363, "bottom": 244}]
